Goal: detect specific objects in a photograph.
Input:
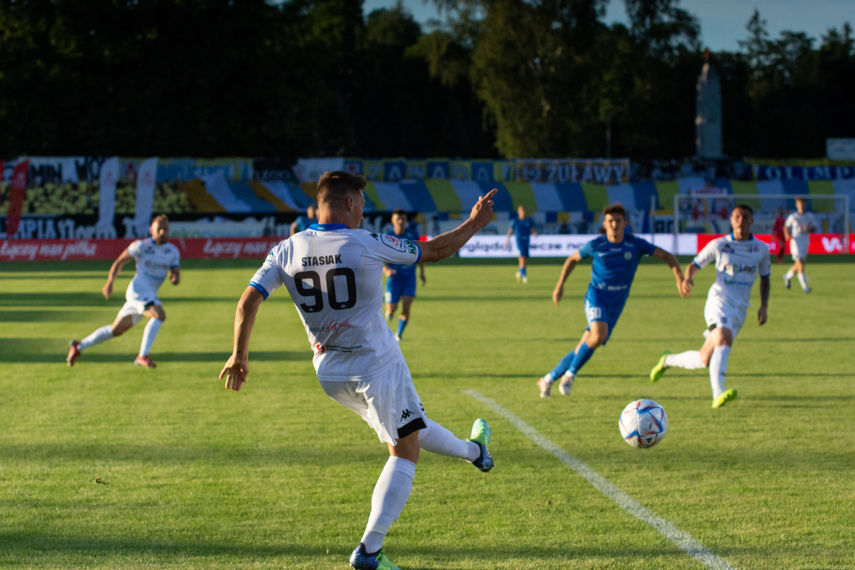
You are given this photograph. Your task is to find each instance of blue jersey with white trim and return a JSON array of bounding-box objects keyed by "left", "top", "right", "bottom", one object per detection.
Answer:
[
  {"left": 578, "top": 234, "right": 657, "bottom": 298},
  {"left": 511, "top": 216, "right": 535, "bottom": 241},
  {"left": 249, "top": 224, "right": 421, "bottom": 380}
]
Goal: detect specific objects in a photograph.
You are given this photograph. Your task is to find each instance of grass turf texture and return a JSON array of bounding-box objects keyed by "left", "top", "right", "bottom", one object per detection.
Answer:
[{"left": 1, "top": 255, "right": 853, "bottom": 569}]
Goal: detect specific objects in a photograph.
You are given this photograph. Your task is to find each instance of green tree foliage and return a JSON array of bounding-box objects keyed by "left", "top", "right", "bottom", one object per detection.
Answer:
[{"left": 0, "top": 0, "right": 851, "bottom": 160}]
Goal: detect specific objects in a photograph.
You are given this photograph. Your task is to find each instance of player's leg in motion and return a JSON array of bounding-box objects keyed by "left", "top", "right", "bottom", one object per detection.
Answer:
[
  {"left": 67, "top": 312, "right": 136, "bottom": 366},
  {"left": 384, "top": 279, "right": 399, "bottom": 324},
  {"left": 135, "top": 305, "right": 165, "bottom": 368},
  {"left": 538, "top": 337, "right": 586, "bottom": 397},
  {"left": 395, "top": 285, "right": 416, "bottom": 340},
  {"left": 352, "top": 419, "right": 492, "bottom": 569}
]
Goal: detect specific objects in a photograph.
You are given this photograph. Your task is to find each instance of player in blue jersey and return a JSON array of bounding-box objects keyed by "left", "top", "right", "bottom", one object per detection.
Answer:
[
  {"left": 384, "top": 209, "right": 426, "bottom": 341},
  {"left": 505, "top": 205, "right": 537, "bottom": 283},
  {"left": 537, "top": 203, "right": 686, "bottom": 398},
  {"left": 290, "top": 204, "right": 317, "bottom": 236}
]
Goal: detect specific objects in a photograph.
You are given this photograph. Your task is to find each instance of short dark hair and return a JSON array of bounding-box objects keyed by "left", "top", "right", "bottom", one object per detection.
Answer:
[
  {"left": 316, "top": 171, "right": 366, "bottom": 207},
  {"left": 392, "top": 208, "right": 406, "bottom": 218},
  {"left": 602, "top": 203, "right": 626, "bottom": 219},
  {"left": 733, "top": 204, "right": 753, "bottom": 215},
  {"left": 152, "top": 214, "right": 169, "bottom": 224}
]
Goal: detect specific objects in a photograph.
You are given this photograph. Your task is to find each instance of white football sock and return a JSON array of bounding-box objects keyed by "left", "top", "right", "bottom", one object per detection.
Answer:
[
  {"left": 360, "top": 456, "right": 416, "bottom": 553},
  {"left": 79, "top": 325, "right": 114, "bottom": 350},
  {"left": 664, "top": 350, "right": 705, "bottom": 370},
  {"left": 797, "top": 273, "right": 808, "bottom": 290},
  {"left": 709, "top": 345, "right": 731, "bottom": 398},
  {"left": 785, "top": 269, "right": 795, "bottom": 280},
  {"left": 139, "top": 318, "right": 162, "bottom": 357},
  {"left": 418, "top": 418, "right": 480, "bottom": 462}
]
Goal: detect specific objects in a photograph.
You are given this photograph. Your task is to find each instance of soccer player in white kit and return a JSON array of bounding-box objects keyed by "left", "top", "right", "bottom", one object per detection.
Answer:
[
  {"left": 66, "top": 215, "right": 180, "bottom": 369},
  {"left": 649, "top": 205, "right": 770, "bottom": 408},
  {"left": 783, "top": 197, "right": 816, "bottom": 293},
  {"left": 219, "top": 172, "right": 497, "bottom": 570}
]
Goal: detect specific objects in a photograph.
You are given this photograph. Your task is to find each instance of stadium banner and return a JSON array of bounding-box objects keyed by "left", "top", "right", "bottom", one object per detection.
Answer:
[
  {"left": 752, "top": 165, "right": 855, "bottom": 181},
  {"left": 0, "top": 237, "right": 282, "bottom": 261},
  {"left": 5, "top": 160, "right": 30, "bottom": 238},
  {"left": 458, "top": 234, "right": 699, "bottom": 258},
  {"left": 96, "top": 157, "right": 120, "bottom": 238},
  {"left": 698, "top": 233, "right": 853, "bottom": 255},
  {"left": 515, "top": 158, "right": 630, "bottom": 184}
]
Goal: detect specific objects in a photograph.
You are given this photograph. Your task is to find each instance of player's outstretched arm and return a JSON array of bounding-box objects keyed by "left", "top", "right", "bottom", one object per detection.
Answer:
[
  {"left": 220, "top": 286, "right": 264, "bottom": 392},
  {"left": 553, "top": 251, "right": 581, "bottom": 306},
  {"left": 102, "top": 248, "right": 133, "bottom": 299},
  {"left": 758, "top": 275, "right": 770, "bottom": 325},
  {"left": 420, "top": 189, "right": 497, "bottom": 263},
  {"left": 652, "top": 248, "right": 686, "bottom": 298}
]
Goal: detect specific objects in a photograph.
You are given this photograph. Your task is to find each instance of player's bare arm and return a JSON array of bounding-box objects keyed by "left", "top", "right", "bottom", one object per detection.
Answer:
[
  {"left": 553, "top": 251, "right": 581, "bottom": 306},
  {"left": 169, "top": 267, "right": 181, "bottom": 285},
  {"left": 102, "top": 248, "right": 133, "bottom": 299},
  {"left": 220, "top": 286, "right": 264, "bottom": 391},
  {"left": 652, "top": 248, "right": 686, "bottom": 298},
  {"left": 682, "top": 263, "right": 700, "bottom": 297},
  {"left": 758, "top": 275, "right": 770, "bottom": 325},
  {"left": 420, "top": 189, "right": 496, "bottom": 262}
]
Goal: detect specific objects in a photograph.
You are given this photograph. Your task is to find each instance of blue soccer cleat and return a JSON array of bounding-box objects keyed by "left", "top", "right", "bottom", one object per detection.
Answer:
[
  {"left": 349, "top": 545, "right": 400, "bottom": 570},
  {"left": 468, "top": 418, "right": 493, "bottom": 472}
]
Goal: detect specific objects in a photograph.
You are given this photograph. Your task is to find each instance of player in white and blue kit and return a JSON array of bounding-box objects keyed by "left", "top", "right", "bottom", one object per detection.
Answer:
[
  {"left": 650, "top": 204, "right": 771, "bottom": 408},
  {"left": 505, "top": 205, "right": 537, "bottom": 282},
  {"left": 537, "top": 203, "right": 686, "bottom": 398},
  {"left": 66, "top": 214, "right": 180, "bottom": 369},
  {"left": 783, "top": 197, "right": 816, "bottom": 293},
  {"left": 290, "top": 204, "right": 317, "bottom": 236},
  {"left": 220, "top": 172, "right": 497, "bottom": 570},
  {"left": 384, "top": 209, "right": 426, "bottom": 341}
]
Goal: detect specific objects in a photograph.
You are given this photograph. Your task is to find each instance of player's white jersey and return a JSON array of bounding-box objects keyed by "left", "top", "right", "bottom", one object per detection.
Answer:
[
  {"left": 127, "top": 238, "right": 180, "bottom": 297},
  {"left": 693, "top": 234, "right": 771, "bottom": 312},
  {"left": 250, "top": 223, "right": 422, "bottom": 381},
  {"left": 785, "top": 211, "right": 816, "bottom": 238}
]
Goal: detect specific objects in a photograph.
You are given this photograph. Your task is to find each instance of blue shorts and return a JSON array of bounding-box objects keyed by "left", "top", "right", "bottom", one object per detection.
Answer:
[
  {"left": 385, "top": 273, "right": 417, "bottom": 304},
  {"left": 517, "top": 238, "right": 531, "bottom": 258},
  {"left": 583, "top": 287, "right": 629, "bottom": 345}
]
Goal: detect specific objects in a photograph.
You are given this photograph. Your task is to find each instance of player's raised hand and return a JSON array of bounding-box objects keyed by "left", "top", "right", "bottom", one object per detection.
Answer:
[
  {"left": 220, "top": 354, "right": 249, "bottom": 391},
  {"left": 470, "top": 189, "right": 497, "bottom": 229}
]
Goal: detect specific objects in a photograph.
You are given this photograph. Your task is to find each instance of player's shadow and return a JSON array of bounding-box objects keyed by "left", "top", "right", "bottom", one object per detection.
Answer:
[{"left": 0, "top": 338, "right": 303, "bottom": 364}]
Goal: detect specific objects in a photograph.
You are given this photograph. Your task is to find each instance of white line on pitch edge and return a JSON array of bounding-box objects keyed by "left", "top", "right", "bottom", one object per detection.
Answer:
[{"left": 463, "top": 389, "right": 737, "bottom": 570}]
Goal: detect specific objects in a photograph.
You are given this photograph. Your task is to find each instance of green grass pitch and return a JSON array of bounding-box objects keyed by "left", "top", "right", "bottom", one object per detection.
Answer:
[{"left": 1, "top": 255, "right": 853, "bottom": 569}]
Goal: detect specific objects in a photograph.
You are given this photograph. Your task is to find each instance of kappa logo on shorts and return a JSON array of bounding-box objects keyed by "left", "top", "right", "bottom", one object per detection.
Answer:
[{"left": 381, "top": 234, "right": 408, "bottom": 253}]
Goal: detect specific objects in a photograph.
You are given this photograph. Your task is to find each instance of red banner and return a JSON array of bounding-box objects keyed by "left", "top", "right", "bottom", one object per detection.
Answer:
[
  {"left": 696, "top": 233, "right": 855, "bottom": 254},
  {"left": 6, "top": 160, "right": 30, "bottom": 237},
  {"left": 0, "top": 237, "right": 283, "bottom": 262}
]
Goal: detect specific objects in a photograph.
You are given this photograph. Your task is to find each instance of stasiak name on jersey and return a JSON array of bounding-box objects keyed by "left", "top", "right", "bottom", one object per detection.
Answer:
[{"left": 301, "top": 254, "right": 343, "bottom": 267}]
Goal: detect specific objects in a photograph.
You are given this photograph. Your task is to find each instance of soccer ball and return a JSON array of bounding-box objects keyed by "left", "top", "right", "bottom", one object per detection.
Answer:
[{"left": 619, "top": 399, "right": 668, "bottom": 448}]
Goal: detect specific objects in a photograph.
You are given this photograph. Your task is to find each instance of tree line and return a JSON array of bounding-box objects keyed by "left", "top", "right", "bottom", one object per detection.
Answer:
[{"left": 0, "top": 0, "right": 852, "bottom": 161}]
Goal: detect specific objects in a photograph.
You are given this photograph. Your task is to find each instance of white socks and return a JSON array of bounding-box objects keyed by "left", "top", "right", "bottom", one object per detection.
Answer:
[
  {"left": 361, "top": 456, "right": 416, "bottom": 553},
  {"left": 664, "top": 350, "right": 705, "bottom": 370},
  {"left": 709, "top": 345, "right": 730, "bottom": 398},
  {"left": 785, "top": 269, "right": 795, "bottom": 280},
  {"left": 139, "top": 318, "right": 163, "bottom": 357},
  {"left": 418, "top": 419, "right": 480, "bottom": 463},
  {"left": 79, "top": 325, "right": 114, "bottom": 350},
  {"left": 797, "top": 273, "right": 808, "bottom": 290}
]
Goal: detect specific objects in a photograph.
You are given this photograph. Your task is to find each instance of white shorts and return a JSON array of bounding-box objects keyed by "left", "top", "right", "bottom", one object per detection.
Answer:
[
  {"left": 790, "top": 237, "right": 809, "bottom": 260},
  {"left": 703, "top": 297, "right": 746, "bottom": 339},
  {"left": 118, "top": 282, "right": 161, "bottom": 324},
  {"left": 319, "top": 360, "right": 426, "bottom": 445}
]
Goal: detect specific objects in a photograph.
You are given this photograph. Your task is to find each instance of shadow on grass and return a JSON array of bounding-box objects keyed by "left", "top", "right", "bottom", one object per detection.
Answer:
[
  {"left": 0, "top": 339, "right": 304, "bottom": 364},
  {"left": 0, "top": 532, "right": 705, "bottom": 569},
  {"left": 0, "top": 292, "right": 110, "bottom": 307}
]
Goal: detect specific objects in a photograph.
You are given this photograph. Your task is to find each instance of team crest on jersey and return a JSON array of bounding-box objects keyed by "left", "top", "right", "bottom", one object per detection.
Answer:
[
  {"left": 624, "top": 252, "right": 632, "bottom": 260},
  {"left": 381, "top": 234, "right": 407, "bottom": 252}
]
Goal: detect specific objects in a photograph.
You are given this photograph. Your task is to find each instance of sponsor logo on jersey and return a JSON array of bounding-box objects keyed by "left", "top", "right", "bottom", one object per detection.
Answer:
[
  {"left": 725, "top": 263, "right": 757, "bottom": 275},
  {"left": 381, "top": 233, "right": 408, "bottom": 252},
  {"left": 314, "top": 343, "right": 326, "bottom": 354},
  {"left": 324, "top": 319, "right": 354, "bottom": 333}
]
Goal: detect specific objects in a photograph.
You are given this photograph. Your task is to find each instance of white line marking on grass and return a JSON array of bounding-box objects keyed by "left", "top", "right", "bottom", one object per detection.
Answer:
[{"left": 463, "top": 389, "right": 737, "bottom": 570}]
